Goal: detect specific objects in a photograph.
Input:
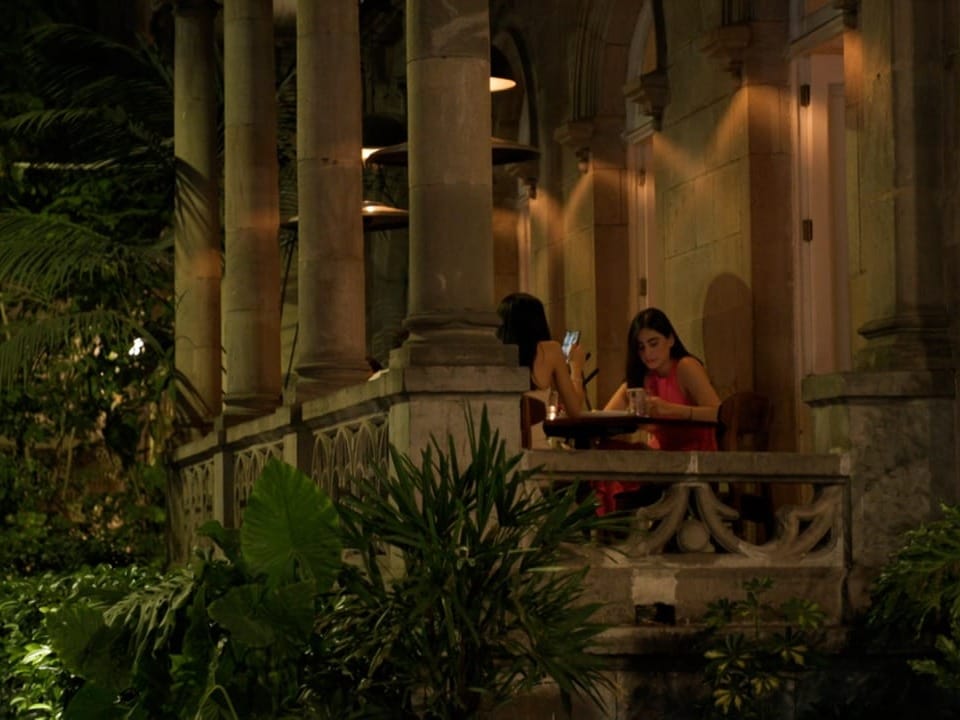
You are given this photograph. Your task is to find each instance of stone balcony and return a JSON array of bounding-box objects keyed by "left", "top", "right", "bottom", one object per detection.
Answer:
[
  {"left": 521, "top": 448, "right": 848, "bottom": 625},
  {"left": 172, "top": 371, "right": 850, "bottom": 631}
]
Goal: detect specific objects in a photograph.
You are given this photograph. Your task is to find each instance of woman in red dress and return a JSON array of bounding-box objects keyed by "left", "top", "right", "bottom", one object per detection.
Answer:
[{"left": 599, "top": 308, "right": 721, "bottom": 513}]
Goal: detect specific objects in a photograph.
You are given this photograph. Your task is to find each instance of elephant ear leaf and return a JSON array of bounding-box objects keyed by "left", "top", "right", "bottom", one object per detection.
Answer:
[
  {"left": 63, "top": 682, "right": 124, "bottom": 720},
  {"left": 47, "top": 601, "right": 130, "bottom": 692},
  {"left": 240, "top": 458, "right": 341, "bottom": 590}
]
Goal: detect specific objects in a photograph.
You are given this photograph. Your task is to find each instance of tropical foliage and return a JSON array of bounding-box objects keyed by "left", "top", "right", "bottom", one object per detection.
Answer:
[
  {"left": 701, "top": 577, "right": 826, "bottom": 719},
  {"left": 45, "top": 459, "right": 341, "bottom": 719},
  {"left": 868, "top": 504, "right": 960, "bottom": 694},
  {"left": 305, "top": 411, "right": 611, "bottom": 719},
  {"left": 42, "top": 416, "right": 612, "bottom": 719},
  {"left": 0, "top": 18, "right": 175, "bottom": 416},
  {"left": 0, "top": 8, "right": 176, "bottom": 574},
  {"left": 0, "top": 564, "right": 160, "bottom": 720}
]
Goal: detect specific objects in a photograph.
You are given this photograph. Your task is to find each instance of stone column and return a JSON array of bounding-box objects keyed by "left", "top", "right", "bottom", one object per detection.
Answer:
[
  {"left": 393, "top": 0, "right": 514, "bottom": 368},
  {"left": 387, "top": 0, "right": 526, "bottom": 461},
  {"left": 222, "top": 0, "right": 281, "bottom": 414},
  {"left": 173, "top": 0, "right": 221, "bottom": 425},
  {"left": 804, "top": 1, "right": 958, "bottom": 612},
  {"left": 294, "top": 0, "right": 369, "bottom": 396},
  {"left": 852, "top": 0, "right": 951, "bottom": 370}
]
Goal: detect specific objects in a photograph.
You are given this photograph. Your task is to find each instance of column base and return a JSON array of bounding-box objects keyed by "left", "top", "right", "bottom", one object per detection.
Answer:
[
  {"left": 802, "top": 369, "right": 956, "bottom": 611},
  {"left": 223, "top": 392, "right": 281, "bottom": 418},
  {"left": 390, "top": 323, "right": 518, "bottom": 368},
  {"left": 387, "top": 364, "right": 530, "bottom": 459},
  {"left": 855, "top": 312, "right": 952, "bottom": 371},
  {"left": 292, "top": 362, "right": 372, "bottom": 402}
]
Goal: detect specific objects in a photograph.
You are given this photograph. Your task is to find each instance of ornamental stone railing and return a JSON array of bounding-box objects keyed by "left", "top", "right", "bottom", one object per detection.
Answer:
[
  {"left": 523, "top": 449, "right": 848, "bottom": 560},
  {"left": 521, "top": 448, "right": 850, "bottom": 623},
  {"left": 172, "top": 388, "right": 394, "bottom": 562},
  {"left": 171, "top": 374, "right": 849, "bottom": 626}
]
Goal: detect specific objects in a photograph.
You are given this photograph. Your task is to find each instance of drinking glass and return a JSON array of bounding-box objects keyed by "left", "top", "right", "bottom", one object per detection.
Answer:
[
  {"left": 546, "top": 389, "right": 560, "bottom": 420},
  {"left": 627, "top": 387, "right": 647, "bottom": 416}
]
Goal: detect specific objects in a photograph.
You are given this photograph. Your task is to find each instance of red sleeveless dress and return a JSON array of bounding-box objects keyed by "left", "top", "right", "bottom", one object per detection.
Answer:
[
  {"left": 594, "top": 360, "right": 716, "bottom": 515},
  {"left": 644, "top": 360, "right": 717, "bottom": 452}
]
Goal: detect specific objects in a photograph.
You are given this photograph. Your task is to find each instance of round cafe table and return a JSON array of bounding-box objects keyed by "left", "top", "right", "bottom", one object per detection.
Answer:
[{"left": 543, "top": 410, "right": 717, "bottom": 449}]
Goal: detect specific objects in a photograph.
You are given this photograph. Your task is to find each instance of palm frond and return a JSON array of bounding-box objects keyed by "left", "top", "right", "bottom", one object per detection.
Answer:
[
  {"left": 4, "top": 106, "right": 109, "bottom": 138},
  {"left": 25, "top": 23, "right": 155, "bottom": 100},
  {"left": 0, "top": 212, "right": 171, "bottom": 295}
]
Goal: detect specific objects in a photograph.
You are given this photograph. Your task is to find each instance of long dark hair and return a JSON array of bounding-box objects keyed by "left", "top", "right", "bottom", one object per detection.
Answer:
[
  {"left": 496, "top": 292, "right": 552, "bottom": 368},
  {"left": 625, "top": 307, "right": 696, "bottom": 387}
]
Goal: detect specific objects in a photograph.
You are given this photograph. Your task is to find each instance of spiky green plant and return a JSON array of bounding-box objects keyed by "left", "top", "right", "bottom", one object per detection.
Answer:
[{"left": 305, "top": 409, "right": 612, "bottom": 720}]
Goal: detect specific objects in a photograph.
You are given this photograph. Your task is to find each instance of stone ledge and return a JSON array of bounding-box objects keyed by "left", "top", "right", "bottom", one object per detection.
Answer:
[
  {"left": 522, "top": 449, "right": 850, "bottom": 481},
  {"left": 592, "top": 623, "right": 850, "bottom": 657},
  {"left": 802, "top": 370, "right": 955, "bottom": 404}
]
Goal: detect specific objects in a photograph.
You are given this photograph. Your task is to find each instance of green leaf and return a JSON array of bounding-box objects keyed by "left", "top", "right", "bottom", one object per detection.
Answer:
[
  {"left": 46, "top": 601, "right": 130, "bottom": 691},
  {"left": 63, "top": 682, "right": 124, "bottom": 720},
  {"left": 206, "top": 584, "right": 275, "bottom": 648},
  {"left": 240, "top": 458, "right": 341, "bottom": 589}
]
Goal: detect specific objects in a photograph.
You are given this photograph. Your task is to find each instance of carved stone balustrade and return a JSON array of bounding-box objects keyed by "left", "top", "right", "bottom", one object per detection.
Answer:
[
  {"left": 521, "top": 448, "right": 850, "bottom": 623},
  {"left": 172, "top": 383, "right": 850, "bottom": 626}
]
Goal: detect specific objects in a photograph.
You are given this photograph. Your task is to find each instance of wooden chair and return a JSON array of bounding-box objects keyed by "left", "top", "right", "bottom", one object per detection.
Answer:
[
  {"left": 520, "top": 394, "right": 547, "bottom": 449},
  {"left": 716, "top": 390, "right": 773, "bottom": 451},
  {"left": 716, "top": 391, "right": 774, "bottom": 541}
]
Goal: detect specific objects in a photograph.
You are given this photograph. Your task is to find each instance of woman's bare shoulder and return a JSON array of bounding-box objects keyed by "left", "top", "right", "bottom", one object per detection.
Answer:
[
  {"left": 676, "top": 355, "right": 706, "bottom": 373},
  {"left": 530, "top": 340, "right": 563, "bottom": 387},
  {"left": 536, "top": 339, "right": 563, "bottom": 361},
  {"left": 542, "top": 340, "right": 569, "bottom": 370},
  {"left": 677, "top": 355, "right": 720, "bottom": 404}
]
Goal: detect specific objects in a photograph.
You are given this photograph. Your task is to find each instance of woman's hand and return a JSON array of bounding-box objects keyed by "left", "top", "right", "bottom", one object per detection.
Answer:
[
  {"left": 644, "top": 395, "right": 667, "bottom": 417},
  {"left": 645, "top": 396, "right": 689, "bottom": 419},
  {"left": 567, "top": 342, "right": 586, "bottom": 370}
]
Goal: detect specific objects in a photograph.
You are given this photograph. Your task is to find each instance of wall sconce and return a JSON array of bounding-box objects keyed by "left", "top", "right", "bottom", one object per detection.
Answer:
[
  {"left": 490, "top": 45, "right": 517, "bottom": 92},
  {"left": 575, "top": 147, "right": 591, "bottom": 174}
]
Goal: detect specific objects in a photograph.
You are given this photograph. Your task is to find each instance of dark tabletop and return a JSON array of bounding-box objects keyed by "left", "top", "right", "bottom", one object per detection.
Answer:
[{"left": 543, "top": 412, "right": 717, "bottom": 449}]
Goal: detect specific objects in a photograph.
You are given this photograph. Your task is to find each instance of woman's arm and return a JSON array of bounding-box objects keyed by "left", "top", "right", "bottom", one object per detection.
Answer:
[
  {"left": 603, "top": 381, "right": 628, "bottom": 411},
  {"left": 549, "top": 341, "right": 585, "bottom": 417},
  {"left": 676, "top": 356, "right": 721, "bottom": 421}
]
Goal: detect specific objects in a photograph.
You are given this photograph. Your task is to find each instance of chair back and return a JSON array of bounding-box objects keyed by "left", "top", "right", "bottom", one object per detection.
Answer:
[
  {"left": 520, "top": 394, "right": 547, "bottom": 449},
  {"left": 716, "top": 391, "right": 773, "bottom": 451}
]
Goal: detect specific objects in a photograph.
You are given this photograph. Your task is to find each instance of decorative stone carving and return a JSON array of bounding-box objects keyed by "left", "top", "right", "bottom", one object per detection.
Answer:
[
  {"left": 234, "top": 441, "right": 285, "bottom": 514},
  {"left": 623, "top": 70, "right": 669, "bottom": 131},
  {"left": 619, "top": 481, "right": 842, "bottom": 560},
  {"left": 832, "top": 0, "right": 859, "bottom": 28},
  {"left": 553, "top": 119, "right": 594, "bottom": 157},
  {"left": 311, "top": 414, "right": 389, "bottom": 501},
  {"left": 175, "top": 458, "right": 215, "bottom": 556},
  {"left": 698, "top": 23, "right": 752, "bottom": 81}
]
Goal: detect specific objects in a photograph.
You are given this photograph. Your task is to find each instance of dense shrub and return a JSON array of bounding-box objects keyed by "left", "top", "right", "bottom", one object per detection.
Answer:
[
  {"left": 43, "top": 414, "right": 613, "bottom": 719},
  {"left": 0, "top": 455, "right": 167, "bottom": 574},
  {"left": 0, "top": 565, "right": 159, "bottom": 719}
]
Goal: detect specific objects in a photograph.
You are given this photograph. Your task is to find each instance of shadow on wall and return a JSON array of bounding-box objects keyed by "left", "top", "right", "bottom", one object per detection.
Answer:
[{"left": 702, "top": 273, "right": 754, "bottom": 399}]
